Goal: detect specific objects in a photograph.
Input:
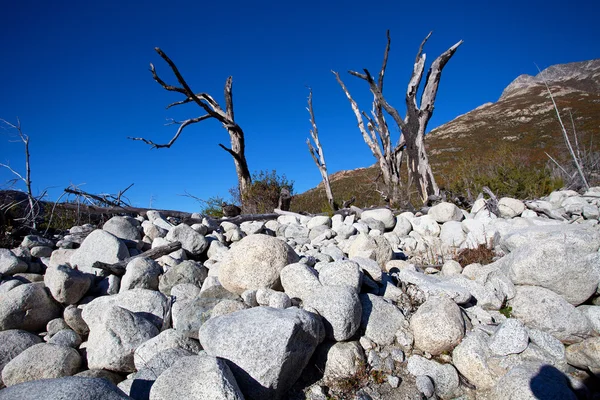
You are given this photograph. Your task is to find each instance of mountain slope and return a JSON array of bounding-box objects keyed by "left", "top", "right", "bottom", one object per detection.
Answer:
[{"left": 293, "top": 59, "right": 600, "bottom": 213}]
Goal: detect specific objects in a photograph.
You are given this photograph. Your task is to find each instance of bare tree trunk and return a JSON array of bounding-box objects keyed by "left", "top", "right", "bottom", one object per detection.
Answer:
[
  {"left": 0, "top": 119, "right": 37, "bottom": 230},
  {"left": 129, "top": 48, "right": 252, "bottom": 205},
  {"left": 337, "top": 31, "right": 462, "bottom": 203},
  {"left": 306, "top": 89, "right": 335, "bottom": 210}
]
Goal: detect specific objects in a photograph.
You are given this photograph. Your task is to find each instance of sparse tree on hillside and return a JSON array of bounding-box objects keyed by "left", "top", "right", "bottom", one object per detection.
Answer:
[
  {"left": 130, "top": 48, "right": 252, "bottom": 205},
  {"left": 306, "top": 88, "right": 335, "bottom": 211},
  {"left": 334, "top": 31, "right": 462, "bottom": 204}
]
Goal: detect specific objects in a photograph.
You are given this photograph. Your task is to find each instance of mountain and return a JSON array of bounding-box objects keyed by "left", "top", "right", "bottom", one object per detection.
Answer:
[
  {"left": 292, "top": 59, "right": 600, "bottom": 213},
  {"left": 425, "top": 59, "right": 600, "bottom": 174}
]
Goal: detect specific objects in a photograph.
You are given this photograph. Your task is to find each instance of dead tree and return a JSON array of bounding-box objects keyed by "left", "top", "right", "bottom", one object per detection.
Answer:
[
  {"left": 306, "top": 89, "right": 335, "bottom": 210},
  {"left": 334, "top": 31, "right": 462, "bottom": 203},
  {"left": 0, "top": 119, "right": 38, "bottom": 230},
  {"left": 130, "top": 48, "right": 252, "bottom": 202}
]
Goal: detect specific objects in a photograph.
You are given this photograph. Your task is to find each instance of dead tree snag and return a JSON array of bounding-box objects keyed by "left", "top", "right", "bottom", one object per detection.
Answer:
[
  {"left": 130, "top": 48, "right": 252, "bottom": 202},
  {"left": 306, "top": 89, "right": 335, "bottom": 210},
  {"left": 334, "top": 31, "right": 462, "bottom": 204}
]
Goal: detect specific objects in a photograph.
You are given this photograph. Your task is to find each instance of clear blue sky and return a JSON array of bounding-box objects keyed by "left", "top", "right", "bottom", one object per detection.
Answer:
[{"left": 1, "top": 0, "right": 599, "bottom": 212}]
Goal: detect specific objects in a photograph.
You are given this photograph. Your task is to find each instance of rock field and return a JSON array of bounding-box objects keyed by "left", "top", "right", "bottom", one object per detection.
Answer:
[{"left": 1, "top": 188, "right": 600, "bottom": 399}]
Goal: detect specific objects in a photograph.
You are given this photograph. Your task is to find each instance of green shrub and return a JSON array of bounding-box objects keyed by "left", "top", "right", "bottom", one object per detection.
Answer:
[
  {"left": 231, "top": 170, "right": 294, "bottom": 214},
  {"left": 199, "top": 195, "right": 225, "bottom": 218},
  {"left": 441, "top": 145, "right": 563, "bottom": 201}
]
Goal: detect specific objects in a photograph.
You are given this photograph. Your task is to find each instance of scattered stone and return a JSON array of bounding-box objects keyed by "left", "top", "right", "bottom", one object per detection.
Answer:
[
  {"left": 318, "top": 260, "right": 362, "bottom": 290},
  {"left": 166, "top": 224, "right": 208, "bottom": 256},
  {"left": 158, "top": 260, "right": 207, "bottom": 295},
  {"left": 509, "top": 285, "right": 593, "bottom": 344},
  {"left": 490, "top": 362, "right": 577, "bottom": 400},
  {"left": 0, "top": 249, "right": 28, "bottom": 276},
  {"left": 218, "top": 234, "right": 299, "bottom": 295},
  {"left": 428, "top": 202, "right": 463, "bottom": 223},
  {"left": 410, "top": 296, "right": 465, "bottom": 355},
  {"left": 70, "top": 229, "right": 129, "bottom": 274},
  {"left": 304, "top": 285, "right": 361, "bottom": 341},
  {"left": 360, "top": 293, "right": 407, "bottom": 346},
  {"left": 407, "top": 355, "right": 459, "bottom": 398},
  {"left": 103, "top": 216, "right": 141, "bottom": 242},
  {"left": 489, "top": 318, "right": 529, "bottom": 356},
  {"left": 44, "top": 264, "right": 92, "bottom": 304},
  {"left": 0, "top": 376, "right": 131, "bottom": 400},
  {"left": 199, "top": 306, "right": 324, "bottom": 400},
  {"left": 565, "top": 337, "right": 600, "bottom": 373},
  {"left": 2, "top": 343, "right": 81, "bottom": 386},
  {"left": 280, "top": 262, "right": 321, "bottom": 301},
  {"left": 0, "top": 282, "right": 61, "bottom": 332},
  {"left": 149, "top": 354, "right": 244, "bottom": 400},
  {"left": 85, "top": 305, "right": 159, "bottom": 372}
]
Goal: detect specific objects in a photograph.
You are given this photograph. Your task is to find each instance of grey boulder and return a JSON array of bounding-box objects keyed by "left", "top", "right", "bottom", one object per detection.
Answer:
[
  {"left": 1, "top": 343, "right": 81, "bottom": 387},
  {"left": 0, "top": 330, "right": 42, "bottom": 386},
  {"left": 360, "top": 293, "right": 407, "bottom": 346},
  {"left": 0, "top": 283, "right": 61, "bottom": 332},
  {"left": 304, "top": 285, "right": 361, "bottom": 341},
  {"left": 70, "top": 229, "right": 129, "bottom": 274},
  {"left": 85, "top": 305, "right": 159, "bottom": 372},
  {"left": 158, "top": 260, "right": 207, "bottom": 295},
  {"left": 43, "top": 264, "right": 92, "bottom": 304},
  {"left": 0, "top": 376, "right": 131, "bottom": 400},
  {"left": 218, "top": 234, "right": 299, "bottom": 295},
  {"left": 149, "top": 354, "right": 244, "bottom": 400},
  {"left": 199, "top": 306, "right": 324, "bottom": 400},
  {"left": 0, "top": 249, "right": 28, "bottom": 276},
  {"left": 410, "top": 296, "right": 465, "bottom": 355},
  {"left": 165, "top": 224, "right": 208, "bottom": 256},
  {"left": 120, "top": 257, "right": 162, "bottom": 292},
  {"left": 509, "top": 285, "right": 593, "bottom": 344}
]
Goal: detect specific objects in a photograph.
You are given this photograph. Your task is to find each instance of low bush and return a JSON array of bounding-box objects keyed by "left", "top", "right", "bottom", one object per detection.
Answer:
[
  {"left": 231, "top": 170, "right": 294, "bottom": 214},
  {"left": 440, "top": 144, "right": 563, "bottom": 202}
]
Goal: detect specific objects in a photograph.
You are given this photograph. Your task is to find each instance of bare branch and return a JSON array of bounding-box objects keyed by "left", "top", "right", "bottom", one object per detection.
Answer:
[
  {"left": 129, "top": 115, "right": 211, "bottom": 148},
  {"left": 332, "top": 71, "right": 381, "bottom": 157},
  {"left": 539, "top": 66, "right": 589, "bottom": 190}
]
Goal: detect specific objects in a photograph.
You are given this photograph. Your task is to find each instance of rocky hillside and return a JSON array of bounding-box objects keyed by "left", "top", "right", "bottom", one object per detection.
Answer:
[
  {"left": 425, "top": 59, "right": 600, "bottom": 174},
  {"left": 1, "top": 188, "right": 600, "bottom": 399},
  {"left": 293, "top": 59, "right": 600, "bottom": 212}
]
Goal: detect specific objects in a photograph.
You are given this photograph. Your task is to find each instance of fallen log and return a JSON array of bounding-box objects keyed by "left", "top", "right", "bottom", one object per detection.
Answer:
[{"left": 91, "top": 241, "right": 182, "bottom": 276}]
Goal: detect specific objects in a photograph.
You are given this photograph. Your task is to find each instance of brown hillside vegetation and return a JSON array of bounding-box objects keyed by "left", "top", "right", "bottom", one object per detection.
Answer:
[{"left": 293, "top": 59, "right": 600, "bottom": 213}]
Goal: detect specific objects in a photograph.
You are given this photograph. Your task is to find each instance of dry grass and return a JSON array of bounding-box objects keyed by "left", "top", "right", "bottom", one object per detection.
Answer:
[{"left": 454, "top": 243, "right": 496, "bottom": 267}]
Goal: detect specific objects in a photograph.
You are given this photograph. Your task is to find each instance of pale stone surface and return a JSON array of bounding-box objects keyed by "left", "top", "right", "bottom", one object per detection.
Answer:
[
  {"left": 0, "top": 249, "right": 27, "bottom": 276},
  {"left": 1, "top": 343, "right": 81, "bottom": 387},
  {"left": 218, "top": 234, "right": 299, "bottom": 295},
  {"left": 44, "top": 264, "right": 92, "bottom": 304},
  {"left": 0, "top": 330, "right": 42, "bottom": 386},
  {"left": 0, "top": 377, "right": 131, "bottom": 399},
  {"left": 134, "top": 328, "right": 201, "bottom": 370},
  {"left": 360, "top": 293, "right": 407, "bottom": 346},
  {"left": 304, "top": 285, "right": 361, "bottom": 341},
  {"left": 452, "top": 329, "right": 498, "bottom": 389},
  {"left": 85, "top": 305, "right": 159, "bottom": 372},
  {"left": 407, "top": 355, "right": 459, "bottom": 398},
  {"left": 428, "top": 202, "right": 463, "bottom": 223},
  {"left": 565, "top": 337, "right": 600, "bottom": 373},
  {"left": 103, "top": 216, "right": 141, "bottom": 242},
  {"left": 70, "top": 229, "right": 129, "bottom": 274},
  {"left": 489, "top": 318, "right": 529, "bottom": 356},
  {"left": 498, "top": 197, "right": 526, "bottom": 218},
  {"left": 410, "top": 296, "right": 465, "bottom": 355},
  {"left": 0, "top": 282, "right": 61, "bottom": 332},
  {"left": 120, "top": 257, "right": 162, "bottom": 292},
  {"left": 509, "top": 285, "right": 593, "bottom": 344},
  {"left": 410, "top": 215, "right": 441, "bottom": 237},
  {"left": 149, "top": 354, "right": 245, "bottom": 400},
  {"left": 318, "top": 260, "right": 362, "bottom": 290},
  {"left": 506, "top": 241, "right": 600, "bottom": 305},
  {"left": 166, "top": 224, "right": 208, "bottom": 256},
  {"left": 490, "top": 362, "right": 577, "bottom": 400},
  {"left": 280, "top": 262, "right": 321, "bottom": 301},
  {"left": 199, "top": 306, "right": 324, "bottom": 400},
  {"left": 361, "top": 208, "right": 396, "bottom": 230}
]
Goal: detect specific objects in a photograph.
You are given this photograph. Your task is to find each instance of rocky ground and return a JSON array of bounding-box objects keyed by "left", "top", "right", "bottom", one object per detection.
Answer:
[{"left": 0, "top": 188, "right": 599, "bottom": 399}]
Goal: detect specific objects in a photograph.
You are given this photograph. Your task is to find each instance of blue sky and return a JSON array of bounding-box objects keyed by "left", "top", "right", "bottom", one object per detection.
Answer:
[{"left": 1, "top": 0, "right": 599, "bottom": 212}]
